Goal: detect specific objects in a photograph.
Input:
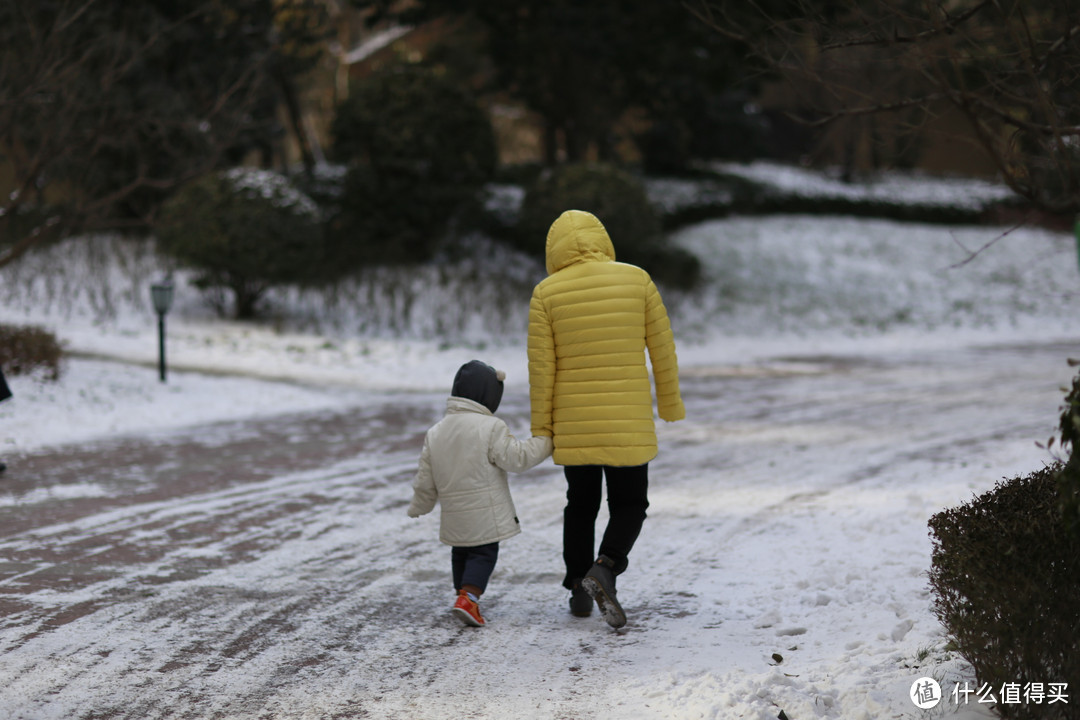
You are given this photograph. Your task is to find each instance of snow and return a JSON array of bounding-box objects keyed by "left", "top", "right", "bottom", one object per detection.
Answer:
[
  {"left": 644, "top": 177, "right": 733, "bottom": 215},
  {"left": 342, "top": 25, "right": 413, "bottom": 66},
  {"left": 670, "top": 215, "right": 1078, "bottom": 343},
  {"left": 708, "top": 161, "right": 1016, "bottom": 211},
  {"left": 223, "top": 168, "right": 321, "bottom": 218},
  {"left": 1, "top": 186, "right": 1079, "bottom": 719},
  {"left": 483, "top": 183, "right": 527, "bottom": 227}
]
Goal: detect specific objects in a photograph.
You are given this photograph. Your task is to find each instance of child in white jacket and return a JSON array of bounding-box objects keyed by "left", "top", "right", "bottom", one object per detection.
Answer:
[{"left": 408, "top": 360, "right": 552, "bottom": 626}]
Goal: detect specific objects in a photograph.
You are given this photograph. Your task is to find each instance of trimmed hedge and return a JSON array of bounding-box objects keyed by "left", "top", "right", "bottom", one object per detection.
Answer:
[
  {"left": 645, "top": 167, "right": 1025, "bottom": 232},
  {"left": 0, "top": 324, "right": 62, "bottom": 380},
  {"left": 517, "top": 163, "right": 701, "bottom": 288},
  {"left": 928, "top": 465, "right": 1080, "bottom": 720}
]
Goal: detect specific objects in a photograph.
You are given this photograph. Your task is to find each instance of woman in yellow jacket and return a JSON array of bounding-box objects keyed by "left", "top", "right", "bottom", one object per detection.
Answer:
[{"left": 528, "top": 209, "right": 685, "bottom": 628}]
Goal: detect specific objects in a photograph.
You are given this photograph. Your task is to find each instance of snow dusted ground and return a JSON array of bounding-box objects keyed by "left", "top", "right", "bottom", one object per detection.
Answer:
[
  {"left": 1, "top": 342, "right": 1073, "bottom": 720},
  {"left": 2, "top": 175, "right": 1080, "bottom": 719}
]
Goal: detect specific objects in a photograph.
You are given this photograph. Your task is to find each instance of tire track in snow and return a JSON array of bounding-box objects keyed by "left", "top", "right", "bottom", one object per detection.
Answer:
[
  {"left": 0, "top": 386, "right": 588, "bottom": 720},
  {"left": 0, "top": 339, "right": 1076, "bottom": 719},
  {"left": 616, "top": 341, "right": 1073, "bottom": 718}
]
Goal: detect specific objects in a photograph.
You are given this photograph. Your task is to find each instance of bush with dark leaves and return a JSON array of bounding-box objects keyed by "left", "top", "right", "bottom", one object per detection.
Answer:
[
  {"left": 329, "top": 65, "right": 496, "bottom": 267},
  {"left": 157, "top": 168, "right": 323, "bottom": 319},
  {"left": 0, "top": 324, "right": 62, "bottom": 381},
  {"left": 928, "top": 465, "right": 1080, "bottom": 720},
  {"left": 517, "top": 163, "right": 700, "bottom": 288}
]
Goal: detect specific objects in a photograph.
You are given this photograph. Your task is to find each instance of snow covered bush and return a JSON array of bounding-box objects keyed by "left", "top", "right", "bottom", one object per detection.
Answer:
[
  {"left": 156, "top": 168, "right": 323, "bottom": 319},
  {"left": 328, "top": 65, "right": 496, "bottom": 267},
  {"left": 517, "top": 163, "right": 700, "bottom": 287},
  {"left": 928, "top": 466, "right": 1080, "bottom": 720},
  {"left": 288, "top": 162, "right": 347, "bottom": 208},
  {"left": 0, "top": 323, "right": 62, "bottom": 380}
]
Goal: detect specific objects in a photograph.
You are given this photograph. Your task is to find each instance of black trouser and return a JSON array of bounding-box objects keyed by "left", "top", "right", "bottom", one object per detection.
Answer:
[
  {"left": 451, "top": 542, "right": 500, "bottom": 594},
  {"left": 562, "top": 464, "right": 649, "bottom": 590}
]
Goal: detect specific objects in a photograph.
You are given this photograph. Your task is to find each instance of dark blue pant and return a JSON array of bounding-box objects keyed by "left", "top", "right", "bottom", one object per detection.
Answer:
[
  {"left": 562, "top": 464, "right": 649, "bottom": 589},
  {"left": 452, "top": 542, "right": 500, "bottom": 594}
]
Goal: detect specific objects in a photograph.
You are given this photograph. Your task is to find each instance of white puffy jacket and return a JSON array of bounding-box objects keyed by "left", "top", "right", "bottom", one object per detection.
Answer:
[{"left": 408, "top": 397, "right": 553, "bottom": 546}]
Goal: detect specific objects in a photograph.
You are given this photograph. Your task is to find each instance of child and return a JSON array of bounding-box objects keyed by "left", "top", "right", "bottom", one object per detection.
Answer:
[
  {"left": 408, "top": 360, "right": 552, "bottom": 626},
  {"left": 0, "top": 365, "right": 10, "bottom": 473}
]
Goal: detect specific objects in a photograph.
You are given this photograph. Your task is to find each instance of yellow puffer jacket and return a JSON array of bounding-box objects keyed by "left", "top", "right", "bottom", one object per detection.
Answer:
[{"left": 528, "top": 209, "right": 685, "bottom": 466}]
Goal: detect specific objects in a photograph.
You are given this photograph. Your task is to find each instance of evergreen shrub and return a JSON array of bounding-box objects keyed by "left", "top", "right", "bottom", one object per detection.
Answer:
[
  {"left": 637, "top": 119, "right": 693, "bottom": 176},
  {"left": 517, "top": 163, "right": 700, "bottom": 287},
  {"left": 1057, "top": 367, "right": 1080, "bottom": 540},
  {"left": 329, "top": 65, "right": 497, "bottom": 266},
  {"left": 637, "top": 95, "right": 770, "bottom": 175},
  {"left": 0, "top": 324, "right": 63, "bottom": 380},
  {"left": 928, "top": 465, "right": 1080, "bottom": 720},
  {"left": 157, "top": 168, "right": 323, "bottom": 319}
]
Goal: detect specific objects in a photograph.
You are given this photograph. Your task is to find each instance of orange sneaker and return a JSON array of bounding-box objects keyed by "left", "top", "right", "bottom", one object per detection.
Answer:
[{"left": 452, "top": 590, "right": 486, "bottom": 627}]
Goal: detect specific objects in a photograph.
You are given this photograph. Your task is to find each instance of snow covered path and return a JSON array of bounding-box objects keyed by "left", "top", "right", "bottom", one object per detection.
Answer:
[{"left": 0, "top": 339, "right": 1074, "bottom": 720}]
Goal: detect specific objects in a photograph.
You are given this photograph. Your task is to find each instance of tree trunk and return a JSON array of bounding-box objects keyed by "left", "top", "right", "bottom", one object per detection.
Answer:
[
  {"left": 275, "top": 64, "right": 315, "bottom": 177},
  {"left": 564, "top": 121, "right": 585, "bottom": 164},
  {"left": 232, "top": 281, "right": 265, "bottom": 320},
  {"left": 543, "top": 119, "right": 559, "bottom": 166}
]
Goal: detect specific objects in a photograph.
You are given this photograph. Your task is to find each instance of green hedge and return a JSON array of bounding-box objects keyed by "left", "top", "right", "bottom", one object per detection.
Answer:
[
  {"left": 0, "top": 324, "right": 62, "bottom": 381},
  {"left": 517, "top": 163, "right": 700, "bottom": 288},
  {"left": 647, "top": 168, "right": 1023, "bottom": 232},
  {"left": 928, "top": 465, "right": 1080, "bottom": 720}
]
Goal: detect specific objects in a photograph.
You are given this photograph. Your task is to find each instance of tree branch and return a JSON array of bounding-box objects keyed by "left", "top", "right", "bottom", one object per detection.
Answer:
[
  {"left": 1034, "top": 25, "right": 1080, "bottom": 75},
  {"left": 946, "top": 221, "right": 1026, "bottom": 270},
  {"left": 793, "top": 92, "right": 950, "bottom": 127},
  {"left": 818, "top": 1, "right": 992, "bottom": 52}
]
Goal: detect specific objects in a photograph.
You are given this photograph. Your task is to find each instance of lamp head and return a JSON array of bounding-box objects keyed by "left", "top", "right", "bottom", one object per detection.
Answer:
[{"left": 150, "top": 281, "right": 174, "bottom": 315}]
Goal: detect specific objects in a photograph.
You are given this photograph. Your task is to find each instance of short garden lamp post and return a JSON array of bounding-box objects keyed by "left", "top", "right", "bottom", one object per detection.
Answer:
[{"left": 150, "top": 279, "right": 175, "bottom": 382}]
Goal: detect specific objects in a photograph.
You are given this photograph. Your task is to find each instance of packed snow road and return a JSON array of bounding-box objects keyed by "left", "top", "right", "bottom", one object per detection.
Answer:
[{"left": 0, "top": 339, "right": 1074, "bottom": 720}]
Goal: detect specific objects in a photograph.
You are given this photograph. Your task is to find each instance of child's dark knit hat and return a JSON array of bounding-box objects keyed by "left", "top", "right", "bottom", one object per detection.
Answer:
[{"left": 451, "top": 360, "right": 505, "bottom": 413}]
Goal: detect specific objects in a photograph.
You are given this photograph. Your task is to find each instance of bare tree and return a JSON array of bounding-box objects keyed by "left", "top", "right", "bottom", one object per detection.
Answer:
[
  {"left": 690, "top": 0, "right": 1080, "bottom": 214},
  {"left": 0, "top": 1, "right": 286, "bottom": 269}
]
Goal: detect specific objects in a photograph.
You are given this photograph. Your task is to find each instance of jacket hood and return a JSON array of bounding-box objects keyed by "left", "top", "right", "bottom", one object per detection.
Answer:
[
  {"left": 450, "top": 360, "right": 505, "bottom": 413},
  {"left": 545, "top": 210, "right": 616, "bottom": 275}
]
